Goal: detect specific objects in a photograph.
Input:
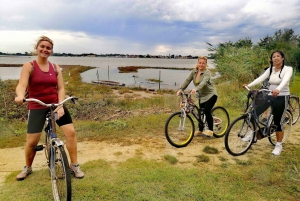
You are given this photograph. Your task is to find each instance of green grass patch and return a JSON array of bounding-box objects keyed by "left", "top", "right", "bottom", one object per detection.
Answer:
[
  {"left": 164, "top": 155, "right": 178, "bottom": 164},
  {"left": 203, "top": 146, "right": 219, "bottom": 154},
  {"left": 195, "top": 154, "right": 210, "bottom": 163}
]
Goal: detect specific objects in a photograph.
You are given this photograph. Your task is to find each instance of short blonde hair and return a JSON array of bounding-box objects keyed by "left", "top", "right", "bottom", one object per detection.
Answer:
[
  {"left": 195, "top": 56, "right": 208, "bottom": 69},
  {"left": 35, "top": 35, "right": 54, "bottom": 49}
]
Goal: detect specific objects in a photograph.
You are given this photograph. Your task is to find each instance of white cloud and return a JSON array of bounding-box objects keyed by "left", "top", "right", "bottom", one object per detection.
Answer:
[{"left": 0, "top": 0, "right": 300, "bottom": 55}]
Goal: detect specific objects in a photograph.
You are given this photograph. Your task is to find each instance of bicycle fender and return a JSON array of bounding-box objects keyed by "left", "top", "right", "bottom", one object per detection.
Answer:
[{"left": 52, "top": 138, "right": 65, "bottom": 147}]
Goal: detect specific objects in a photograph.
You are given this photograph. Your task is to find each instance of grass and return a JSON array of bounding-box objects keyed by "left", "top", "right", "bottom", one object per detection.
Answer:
[
  {"left": 2, "top": 150, "right": 300, "bottom": 200},
  {"left": 195, "top": 154, "right": 210, "bottom": 163},
  {"left": 1, "top": 66, "right": 300, "bottom": 200},
  {"left": 203, "top": 146, "right": 219, "bottom": 154},
  {"left": 164, "top": 155, "right": 178, "bottom": 164}
]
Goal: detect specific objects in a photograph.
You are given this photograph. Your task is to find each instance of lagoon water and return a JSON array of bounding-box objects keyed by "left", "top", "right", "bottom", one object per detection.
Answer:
[{"left": 0, "top": 56, "right": 215, "bottom": 90}]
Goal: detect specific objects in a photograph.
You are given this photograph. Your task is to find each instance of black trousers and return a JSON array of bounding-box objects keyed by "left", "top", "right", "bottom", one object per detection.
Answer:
[
  {"left": 198, "top": 94, "right": 218, "bottom": 131},
  {"left": 254, "top": 95, "right": 288, "bottom": 132}
]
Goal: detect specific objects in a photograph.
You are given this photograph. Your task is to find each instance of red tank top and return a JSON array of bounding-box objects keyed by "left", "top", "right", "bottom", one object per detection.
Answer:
[{"left": 28, "top": 60, "right": 58, "bottom": 109}]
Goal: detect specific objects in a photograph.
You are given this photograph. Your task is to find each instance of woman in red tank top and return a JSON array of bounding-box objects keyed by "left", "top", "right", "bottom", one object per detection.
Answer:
[{"left": 14, "top": 36, "right": 84, "bottom": 180}]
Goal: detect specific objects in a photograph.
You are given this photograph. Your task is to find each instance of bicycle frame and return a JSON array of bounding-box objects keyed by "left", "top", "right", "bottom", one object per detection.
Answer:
[
  {"left": 32, "top": 97, "right": 77, "bottom": 152},
  {"left": 244, "top": 86, "right": 276, "bottom": 139},
  {"left": 179, "top": 91, "right": 225, "bottom": 130},
  {"left": 46, "top": 108, "right": 64, "bottom": 148},
  {"left": 179, "top": 92, "right": 205, "bottom": 126}
]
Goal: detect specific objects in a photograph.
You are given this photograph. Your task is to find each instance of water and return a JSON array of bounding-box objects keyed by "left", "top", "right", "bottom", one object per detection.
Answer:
[{"left": 0, "top": 56, "right": 215, "bottom": 90}]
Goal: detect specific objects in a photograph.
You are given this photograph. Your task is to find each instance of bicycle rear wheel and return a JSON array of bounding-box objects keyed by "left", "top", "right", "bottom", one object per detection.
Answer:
[
  {"left": 268, "top": 110, "right": 293, "bottom": 146},
  {"left": 165, "top": 112, "right": 195, "bottom": 148},
  {"left": 224, "top": 115, "right": 255, "bottom": 156},
  {"left": 289, "top": 96, "right": 299, "bottom": 125},
  {"left": 211, "top": 106, "right": 230, "bottom": 138},
  {"left": 50, "top": 146, "right": 72, "bottom": 201}
]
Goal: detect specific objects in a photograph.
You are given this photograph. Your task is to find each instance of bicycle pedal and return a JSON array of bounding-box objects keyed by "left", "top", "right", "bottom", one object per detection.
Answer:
[{"left": 34, "top": 145, "right": 44, "bottom": 151}]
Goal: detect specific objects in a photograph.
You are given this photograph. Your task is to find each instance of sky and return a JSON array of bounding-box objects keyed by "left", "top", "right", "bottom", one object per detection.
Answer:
[{"left": 0, "top": 0, "right": 300, "bottom": 56}]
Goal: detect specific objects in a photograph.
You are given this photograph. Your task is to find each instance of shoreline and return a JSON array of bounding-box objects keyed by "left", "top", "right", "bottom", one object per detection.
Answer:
[{"left": 118, "top": 65, "right": 193, "bottom": 73}]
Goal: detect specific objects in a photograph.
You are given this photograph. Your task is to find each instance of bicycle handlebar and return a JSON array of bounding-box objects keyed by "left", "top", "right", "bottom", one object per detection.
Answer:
[
  {"left": 244, "top": 86, "right": 272, "bottom": 93},
  {"left": 23, "top": 96, "right": 78, "bottom": 107},
  {"left": 179, "top": 90, "right": 193, "bottom": 97}
]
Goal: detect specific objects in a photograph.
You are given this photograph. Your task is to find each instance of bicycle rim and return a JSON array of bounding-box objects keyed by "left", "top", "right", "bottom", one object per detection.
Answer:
[
  {"left": 224, "top": 115, "right": 255, "bottom": 156},
  {"left": 212, "top": 106, "right": 230, "bottom": 138},
  {"left": 50, "top": 146, "right": 72, "bottom": 201},
  {"left": 268, "top": 110, "right": 293, "bottom": 145},
  {"left": 289, "top": 96, "right": 299, "bottom": 125},
  {"left": 165, "top": 112, "right": 195, "bottom": 148},
  {"left": 44, "top": 131, "right": 51, "bottom": 161}
]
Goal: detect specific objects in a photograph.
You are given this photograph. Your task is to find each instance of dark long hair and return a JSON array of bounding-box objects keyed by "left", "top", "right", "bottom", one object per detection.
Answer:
[{"left": 269, "top": 50, "right": 285, "bottom": 79}]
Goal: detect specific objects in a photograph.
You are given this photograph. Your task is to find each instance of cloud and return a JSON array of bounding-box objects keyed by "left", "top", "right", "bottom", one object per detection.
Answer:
[{"left": 0, "top": 0, "right": 300, "bottom": 55}]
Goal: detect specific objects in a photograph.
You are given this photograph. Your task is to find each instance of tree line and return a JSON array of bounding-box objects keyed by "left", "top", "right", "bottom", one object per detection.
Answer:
[{"left": 208, "top": 28, "right": 300, "bottom": 87}]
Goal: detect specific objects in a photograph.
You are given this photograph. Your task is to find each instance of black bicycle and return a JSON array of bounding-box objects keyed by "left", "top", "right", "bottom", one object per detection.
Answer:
[
  {"left": 165, "top": 91, "right": 230, "bottom": 148},
  {"left": 224, "top": 87, "right": 293, "bottom": 156},
  {"left": 24, "top": 96, "right": 78, "bottom": 201}
]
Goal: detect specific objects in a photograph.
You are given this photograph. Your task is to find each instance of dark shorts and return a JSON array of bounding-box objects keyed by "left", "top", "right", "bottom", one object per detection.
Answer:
[{"left": 27, "top": 105, "right": 73, "bottom": 133}]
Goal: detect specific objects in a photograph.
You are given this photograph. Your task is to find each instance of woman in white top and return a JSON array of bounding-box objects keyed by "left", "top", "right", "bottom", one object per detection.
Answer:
[{"left": 243, "top": 50, "right": 293, "bottom": 156}]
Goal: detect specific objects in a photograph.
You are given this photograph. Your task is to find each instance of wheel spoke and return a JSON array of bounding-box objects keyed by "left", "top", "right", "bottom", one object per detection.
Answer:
[
  {"left": 225, "top": 116, "right": 254, "bottom": 156},
  {"left": 165, "top": 112, "right": 194, "bottom": 148},
  {"left": 212, "top": 106, "right": 230, "bottom": 138},
  {"left": 50, "top": 146, "right": 72, "bottom": 201}
]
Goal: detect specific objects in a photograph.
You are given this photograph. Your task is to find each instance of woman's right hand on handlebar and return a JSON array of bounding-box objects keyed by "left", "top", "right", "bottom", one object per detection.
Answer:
[
  {"left": 190, "top": 89, "right": 197, "bottom": 94},
  {"left": 176, "top": 90, "right": 182, "bottom": 96},
  {"left": 15, "top": 96, "right": 24, "bottom": 104}
]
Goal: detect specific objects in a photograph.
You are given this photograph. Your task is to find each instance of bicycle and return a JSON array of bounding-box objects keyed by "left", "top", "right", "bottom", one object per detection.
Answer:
[
  {"left": 224, "top": 87, "right": 293, "bottom": 156},
  {"left": 165, "top": 91, "right": 230, "bottom": 148},
  {"left": 24, "top": 96, "right": 78, "bottom": 201},
  {"left": 288, "top": 94, "right": 300, "bottom": 125}
]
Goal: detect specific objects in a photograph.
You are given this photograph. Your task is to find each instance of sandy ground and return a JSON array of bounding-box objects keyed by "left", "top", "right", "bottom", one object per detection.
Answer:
[{"left": 1, "top": 90, "right": 300, "bottom": 185}]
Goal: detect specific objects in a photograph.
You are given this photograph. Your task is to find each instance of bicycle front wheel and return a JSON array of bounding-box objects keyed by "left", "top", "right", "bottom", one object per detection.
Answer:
[
  {"left": 212, "top": 106, "right": 230, "bottom": 138},
  {"left": 224, "top": 115, "right": 255, "bottom": 156},
  {"left": 50, "top": 146, "right": 72, "bottom": 201},
  {"left": 165, "top": 112, "right": 195, "bottom": 148},
  {"left": 268, "top": 110, "right": 293, "bottom": 146},
  {"left": 289, "top": 96, "right": 299, "bottom": 125}
]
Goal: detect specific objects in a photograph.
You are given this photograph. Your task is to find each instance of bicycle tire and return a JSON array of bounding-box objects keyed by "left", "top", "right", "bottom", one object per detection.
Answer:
[
  {"left": 211, "top": 106, "right": 230, "bottom": 138},
  {"left": 268, "top": 109, "right": 293, "bottom": 146},
  {"left": 224, "top": 115, "right": 256, "bottom": 156},
  {"left": 289, "top": 96, "right": 300, "bottom": 125},
  {"left": 165, "top": 112, "right": 195, "bottom": 148},
  {"left": 50, "top": 146, "right": 72, "bottom": 201}
]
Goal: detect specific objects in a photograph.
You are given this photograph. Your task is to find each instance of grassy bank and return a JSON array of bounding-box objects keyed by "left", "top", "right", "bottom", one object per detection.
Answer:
[{"left": 0, "top": 65, "right": 300, "bottom": 200}]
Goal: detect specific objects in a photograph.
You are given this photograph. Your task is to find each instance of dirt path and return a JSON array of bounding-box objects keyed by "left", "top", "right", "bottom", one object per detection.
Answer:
[{"left": 1, "top": 122, "right": 300, "bottom": 186}]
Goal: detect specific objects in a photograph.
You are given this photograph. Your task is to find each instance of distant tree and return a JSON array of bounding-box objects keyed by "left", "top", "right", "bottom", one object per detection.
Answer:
[
  {"left": 291, "top": 48, "right": 300, "bottom": 71},
  {"left": 234, "top": 37, "right": 253, "bottom": 48},
  {"left": 219, "top": 41, "right": 234, "bottom": 48},
  {"left": 257, "top": 29, "right": 299, "bottom": 50},
  {"left": 208, "top": 28, "right": 300, "bottom": 80}
]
